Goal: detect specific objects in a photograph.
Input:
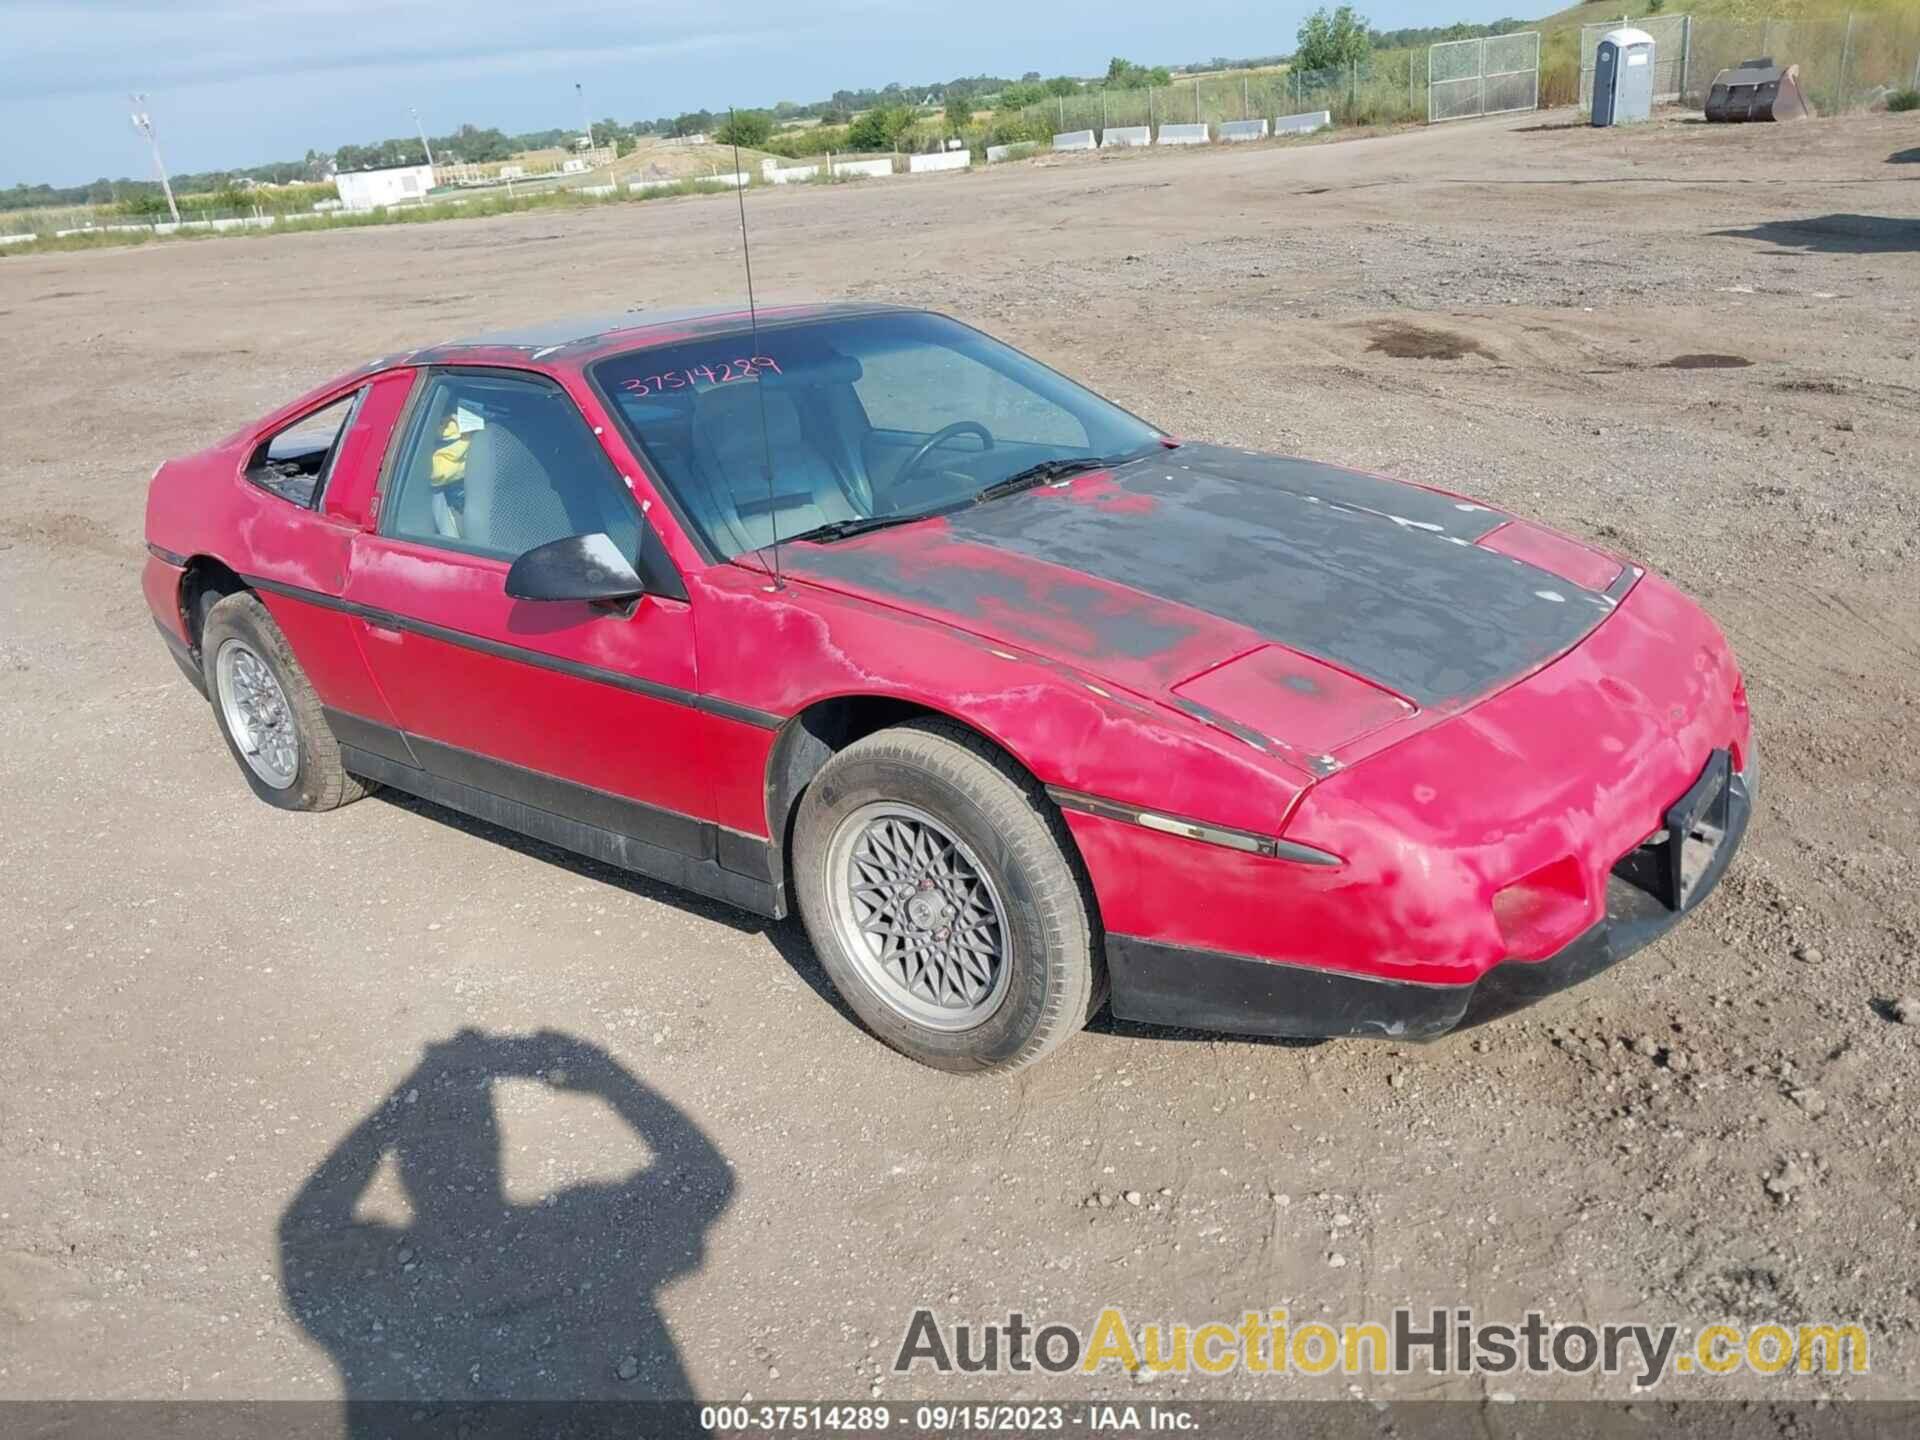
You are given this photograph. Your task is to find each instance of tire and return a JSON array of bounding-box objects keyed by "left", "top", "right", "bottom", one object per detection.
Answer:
[
  {"left": 793, "top": 719, "right": 1104, "bottom": 1073},
  {"left": 200, "top": 590, "right": 369, "bottom": 812}
]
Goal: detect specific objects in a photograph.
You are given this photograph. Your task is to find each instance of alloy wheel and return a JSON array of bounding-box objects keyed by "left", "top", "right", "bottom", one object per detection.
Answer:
[
  {"left": 215, "top": 638, "right": 299, "bottom": 790},
  {"left": 825, "top": 801, "right": 1011, "bottom": 1031}
]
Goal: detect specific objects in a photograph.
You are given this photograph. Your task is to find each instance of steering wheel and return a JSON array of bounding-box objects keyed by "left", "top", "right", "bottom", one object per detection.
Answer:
[{"left": 896, "top": 421, "right": 995, "bottom": 488}]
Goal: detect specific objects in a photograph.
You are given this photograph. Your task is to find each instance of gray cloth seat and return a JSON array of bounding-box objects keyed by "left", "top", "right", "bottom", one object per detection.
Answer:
[
  {"left": 460, "top": 424, "right": 580, "bottom": 559},
  {"left": 461, "top": 404, "right": 638, "bottom": 560},
  {"left": 690, "top": 383, "right": 854, "bottom": 552}
]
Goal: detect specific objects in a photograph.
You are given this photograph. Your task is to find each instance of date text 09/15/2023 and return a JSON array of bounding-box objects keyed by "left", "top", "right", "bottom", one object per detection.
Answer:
[{"left": 698, "top": 1403, "right": 1199, "bottom": 1433}]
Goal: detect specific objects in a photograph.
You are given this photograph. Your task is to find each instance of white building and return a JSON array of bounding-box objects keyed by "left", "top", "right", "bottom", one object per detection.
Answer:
[{"left": 332, "top": 163, "right": 436, "bottom": 211}]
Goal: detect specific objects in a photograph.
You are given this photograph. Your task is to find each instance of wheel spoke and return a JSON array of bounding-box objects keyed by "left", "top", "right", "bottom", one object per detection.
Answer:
[
  {"left": 216, "top": 639, "right": 299, "bottom": 790},
  {"left": 830, "top": 801, "right": 1011, "bottom": 1030}
]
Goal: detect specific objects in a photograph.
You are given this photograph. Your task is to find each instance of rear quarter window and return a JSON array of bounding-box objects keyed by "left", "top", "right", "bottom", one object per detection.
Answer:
[{"left": 246, "top": 390, "right": 363, "bottom": 507}]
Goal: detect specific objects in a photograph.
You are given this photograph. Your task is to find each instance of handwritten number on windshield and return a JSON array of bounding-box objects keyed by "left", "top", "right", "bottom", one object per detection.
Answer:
[{"left": 620, "top": 356, "right": 782, "bottom": 397}]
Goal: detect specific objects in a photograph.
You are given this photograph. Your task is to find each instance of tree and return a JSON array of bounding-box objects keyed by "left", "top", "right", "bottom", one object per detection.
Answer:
[
  {"left": 944, "top": 94, "right": 973, "bottom": 133},
  {"left": 714, "top": 110, "right": 772, "bottom": 147},
  {"left": 1295, "top": 5, "right": 1371, "bottom": 73},
  {"left": 846, "top": 105, "right": 914, "bottom": 151}
]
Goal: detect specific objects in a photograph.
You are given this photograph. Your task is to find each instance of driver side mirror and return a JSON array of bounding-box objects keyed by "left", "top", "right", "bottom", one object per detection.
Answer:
[{"left": 504, "top": 532, "right": 647, "bottom": 605}]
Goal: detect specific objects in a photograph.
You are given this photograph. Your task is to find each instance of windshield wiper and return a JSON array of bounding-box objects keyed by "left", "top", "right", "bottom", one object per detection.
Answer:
[
  {"left": 973, "top": 456, "right": 1115, "bottom": 504},
  {"left": 781, "top": 448, "right": 1154, "bottom": 545},
  {"left": 780, "top": 511, "right": 942, "bottom": 546}
]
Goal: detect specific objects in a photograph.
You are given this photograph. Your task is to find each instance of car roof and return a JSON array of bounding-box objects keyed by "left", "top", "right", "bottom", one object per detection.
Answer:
[{"left": 402, "top": 300, "right": 913, "bottom": 369}]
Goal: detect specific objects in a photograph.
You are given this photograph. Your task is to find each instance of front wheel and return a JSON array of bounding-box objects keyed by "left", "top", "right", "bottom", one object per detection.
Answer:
[{"left": 792, "top": 720, "right": 1103, "bottom": 1073}]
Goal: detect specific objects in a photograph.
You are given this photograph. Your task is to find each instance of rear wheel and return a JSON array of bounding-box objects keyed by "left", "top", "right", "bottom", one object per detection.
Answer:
[
  {"left": 201, "top": 591, "right": 368, "bottom": 812},
  {"left": 793, "top": 720, "right": 1103, "bottom": 1073}
]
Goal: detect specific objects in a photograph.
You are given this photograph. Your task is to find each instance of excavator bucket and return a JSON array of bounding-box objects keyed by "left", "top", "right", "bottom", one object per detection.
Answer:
[{"left": 1705, "top": 57, "right": 1816, "bottom": 122}]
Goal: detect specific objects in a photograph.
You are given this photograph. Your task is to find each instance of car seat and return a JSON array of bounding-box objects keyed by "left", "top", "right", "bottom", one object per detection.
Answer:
[
  {"left": 460, "top": 422, "right": 583, "bottom": 559},
  {"left": 690, "top": 382, "right": 856, "bottom": 553}
]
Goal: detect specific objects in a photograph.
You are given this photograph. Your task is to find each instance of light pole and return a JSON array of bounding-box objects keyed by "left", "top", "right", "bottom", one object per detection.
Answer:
[
  {"left": 128, "top": 94, "right": 180, "bottom": 224},
  {"left": 576, "top": 82, "right": 593, "bottom": 150},
  {"left": 410, "top": 106, "right": 436, "bottom": 170}
]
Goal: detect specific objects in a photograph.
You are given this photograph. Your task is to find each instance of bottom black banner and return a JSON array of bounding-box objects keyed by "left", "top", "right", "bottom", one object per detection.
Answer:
[{"left": 3, "top": 1401, "right": 1918, "bottom": 1440}]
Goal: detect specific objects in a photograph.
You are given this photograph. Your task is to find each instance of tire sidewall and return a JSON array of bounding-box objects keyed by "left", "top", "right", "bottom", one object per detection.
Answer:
[
  {"left": 795, "top": 747, "right": 1066, "bottom": 1071},
  {"left": 201, "top": 596, "right": 328, "bottom": 811}
]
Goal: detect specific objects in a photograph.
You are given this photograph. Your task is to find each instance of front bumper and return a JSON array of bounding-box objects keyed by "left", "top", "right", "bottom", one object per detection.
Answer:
[{"left": 1105, "top": 757, "right": 1754, "bottom": 1041}]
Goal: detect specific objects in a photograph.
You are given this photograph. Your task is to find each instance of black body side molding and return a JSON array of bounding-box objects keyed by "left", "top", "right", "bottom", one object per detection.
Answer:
[{"left": 328, "top": 711, "right": 782, "bottom": 920}]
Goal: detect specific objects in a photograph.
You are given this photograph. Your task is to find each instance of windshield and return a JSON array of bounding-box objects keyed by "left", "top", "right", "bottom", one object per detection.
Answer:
[{"left": 591, "top": 310, "right": 1162, "bottom": 560}]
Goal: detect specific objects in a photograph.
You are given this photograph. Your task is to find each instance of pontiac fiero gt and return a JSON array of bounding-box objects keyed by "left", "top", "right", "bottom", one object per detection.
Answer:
[{"left": 143, "top": 305, "right": 1752, "bottom": 1071}]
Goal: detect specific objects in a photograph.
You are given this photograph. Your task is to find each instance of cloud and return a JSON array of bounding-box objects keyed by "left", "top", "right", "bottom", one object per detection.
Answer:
[{"left": 0, "top": 0, "right": 867, "bottom": 100}]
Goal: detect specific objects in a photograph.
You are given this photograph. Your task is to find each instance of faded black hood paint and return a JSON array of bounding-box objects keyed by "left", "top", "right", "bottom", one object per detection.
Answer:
[{"left": 791, "top": 446, "right": 1622, "bottom": 707}]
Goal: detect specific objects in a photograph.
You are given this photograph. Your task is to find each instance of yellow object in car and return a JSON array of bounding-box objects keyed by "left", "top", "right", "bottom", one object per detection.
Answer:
[{"left": 431, "top": 414, "right": 471, "bottom": 488}]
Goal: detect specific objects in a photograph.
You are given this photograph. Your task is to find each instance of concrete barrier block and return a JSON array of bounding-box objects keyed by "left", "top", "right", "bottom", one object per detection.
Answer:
[
  {"left": 1273, "top": 109, "right": 1332, "bottom": 135},
  {"left": 0, "top": 233, "right": 36, "bottom": 246},
  {"left": 1157, "top": 123, "right": 1210, "bottom": 145},
  {"left": 908, "top": 151, "right": 971, "bottom": 173},
  {"left": 986, "top": 143, "right": 1038, "bottom": 164},
  {"left": 1100, "top": 125, "right": 1151, "bottom": 148},
  {"left": 1217, "top": 118, "right": 1270, "bottom": 142},
  {"left": 768, "top": 164, "right": 820, "bottom": 185},
  {"left": 580, "top": 184, "right": 616, "bottom": 197},
  {"left": 1052, "top": 130, "right": 1096, "bottom": 153},
  {"left": 833, "top": 157, "right": 894, "bottom": 179},
  {"left": 700, "top": 172, "right": 750, "bottom": 189}
]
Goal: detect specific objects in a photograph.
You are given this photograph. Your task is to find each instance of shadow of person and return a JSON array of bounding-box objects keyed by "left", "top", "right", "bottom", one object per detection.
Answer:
[{"left": 279, "top": 1029, "right": 732, "bottom": 1433}]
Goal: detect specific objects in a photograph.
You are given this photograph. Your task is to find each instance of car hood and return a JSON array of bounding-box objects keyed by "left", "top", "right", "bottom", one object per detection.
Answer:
[{"left": 780, "top": 444, "right": 1629, "bottom": 766}]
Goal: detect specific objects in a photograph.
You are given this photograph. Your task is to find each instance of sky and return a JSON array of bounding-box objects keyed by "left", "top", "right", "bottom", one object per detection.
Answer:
[{"left": 2, "top": 0, "right": 1528, "bottom": 188}]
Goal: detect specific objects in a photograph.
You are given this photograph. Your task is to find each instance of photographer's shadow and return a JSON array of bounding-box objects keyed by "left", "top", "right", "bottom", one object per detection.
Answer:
[{"left": 278, "top": 1029, "right": 732, "bottom": 1425}]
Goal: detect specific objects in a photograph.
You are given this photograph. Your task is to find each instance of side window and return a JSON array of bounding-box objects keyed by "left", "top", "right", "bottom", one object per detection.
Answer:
[
  {"left": 246, "top": 390, "right": 362, "bottom": 507},
  {"left": 854, "top": 345, "right": 1088, "bottom": 449},
  {"left": 384, "top": 371, "right": 640, "bottom": 563}
]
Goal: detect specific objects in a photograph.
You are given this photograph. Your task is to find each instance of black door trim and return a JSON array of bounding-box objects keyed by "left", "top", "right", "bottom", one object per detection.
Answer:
[
  {"left": 328, "top": 710, "right": 782, "bottom": 918},
  {"left": 245, "top": 572, "right": 783, "bottom": 729}
]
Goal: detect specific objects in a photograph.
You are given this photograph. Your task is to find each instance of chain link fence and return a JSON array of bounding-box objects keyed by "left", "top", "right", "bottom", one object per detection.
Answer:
[
  {"left": 1000, "top": 54, "right": 1432, "bottom": 145},
  {"left": 1575, "top": 11, "right": 1920, "bottom": 116},
  {"left": 1689, "top": 11, "right": 1920, "bottom": 114},
  {"left": 982, "top": 9, "right": 1916, "bottom": 153},
  {"left": 1428, "top": 32, "right": 1540, "bottom": 123}
]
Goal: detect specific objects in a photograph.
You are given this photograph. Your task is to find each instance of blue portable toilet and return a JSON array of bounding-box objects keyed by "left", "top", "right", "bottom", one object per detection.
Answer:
[{"left": 1592, "top": 27, "right": 1656, "bottom": 126}]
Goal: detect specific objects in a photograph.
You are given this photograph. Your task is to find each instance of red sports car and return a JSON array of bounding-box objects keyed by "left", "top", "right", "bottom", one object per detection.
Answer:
[{"left": 143, "top": 304, "right": 1752, "bottom": 1072}]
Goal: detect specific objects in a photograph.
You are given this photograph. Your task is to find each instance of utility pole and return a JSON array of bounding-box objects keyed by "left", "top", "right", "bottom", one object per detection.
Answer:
[
  {"left": 128, "top": 94, "right": 180, "bottom": 225},
  {"left": 1836, "top": 12, "right": 1854, "bottom": 113},
  {"left": 410, "top": 106, "right": 436, "bottom": 170},
  {"left": 576, "top": 82, "right": 593, "bottom": 149}
]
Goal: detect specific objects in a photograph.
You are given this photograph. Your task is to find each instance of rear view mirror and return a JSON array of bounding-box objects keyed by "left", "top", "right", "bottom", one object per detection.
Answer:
[{"left": 504, "top": 533, "right": 646, "bottom": 604}]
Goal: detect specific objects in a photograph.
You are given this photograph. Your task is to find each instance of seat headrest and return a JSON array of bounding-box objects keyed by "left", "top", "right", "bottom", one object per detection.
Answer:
[
  {"left": 698, "top": 378, "right": 806, "bottom": 434},
  {"left": 760, "top": 353, "right": 862, "bottom": 388}
]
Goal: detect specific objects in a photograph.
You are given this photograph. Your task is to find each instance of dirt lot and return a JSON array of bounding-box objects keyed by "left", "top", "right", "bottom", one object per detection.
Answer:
[{"left": 2, "top": 110, "right": 1917, "bottom": 1408}]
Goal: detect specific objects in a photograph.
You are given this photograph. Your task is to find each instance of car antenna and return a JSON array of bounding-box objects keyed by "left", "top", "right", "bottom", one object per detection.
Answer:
[{"left": 730, "top": 108, "right": 783, "bottom": 592}]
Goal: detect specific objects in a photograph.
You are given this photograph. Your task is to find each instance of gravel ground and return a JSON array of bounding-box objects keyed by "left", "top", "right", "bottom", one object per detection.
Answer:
[{"left": 1, "top": 108, "right": 1917, "bottom": 1406}]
